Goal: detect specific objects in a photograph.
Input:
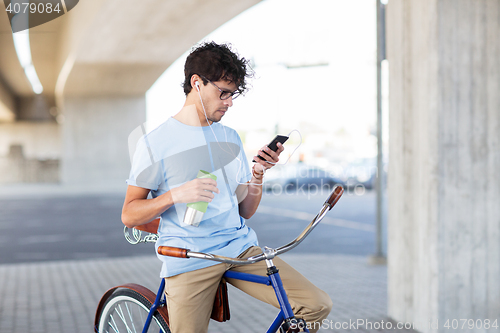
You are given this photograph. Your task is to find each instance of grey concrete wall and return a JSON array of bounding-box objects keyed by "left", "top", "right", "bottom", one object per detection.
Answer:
[
  {"left": 0, "top": 146, "right": 59, "bottom": 183},
  {"left": 17, "top": 95, "right": 57, "bottom": 121},
  {"left": 0, "top": 122, "right": 61, "bottom": 158},
  {"left": 387, "top": 0, "right": 500, "bottom": 332},
  {"left": 0, "top": 77, "right": 15, "bottom": 122},
  {"left": 0, "top": 122, "right": 61, "bottom": 183},
  {"left": 61, "top": 97, "right": 145, "bottom": 185}
]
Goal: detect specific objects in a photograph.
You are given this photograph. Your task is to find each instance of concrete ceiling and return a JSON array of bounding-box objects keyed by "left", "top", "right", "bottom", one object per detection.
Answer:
[
  {"left": 30, "top": 17, "right": 64, "bottom": 97},
  {"left": 0, "top": 7, "right": 64, "bottom": 121},
  {"left": 0, "top": 0, "right": 262, "bottom": 115},
  {"left": 0, "top": 12, "right": 32, "bottom": 96},
  {"left": 60, "top": 0, "right": 262, "bottom": 97}
]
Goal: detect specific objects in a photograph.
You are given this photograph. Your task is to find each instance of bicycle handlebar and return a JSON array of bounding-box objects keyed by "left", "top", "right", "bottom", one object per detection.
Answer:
[
  {"left": 157, "top": 246, "right": 189, "bottom": 258},
  {"left": 157, "top": 186, "right": 344, "bottom": 264},
  {"left": 325, "top": 185, "right": 343, "bottom": 209}
]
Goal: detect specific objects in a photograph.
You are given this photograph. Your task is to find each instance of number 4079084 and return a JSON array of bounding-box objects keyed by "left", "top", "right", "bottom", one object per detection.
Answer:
[
  {"left": 444, "top": 319, "right": 498, "bottom": 330},
  {"left": 5, "top": 2, "right": 62, "bottom": 14}
]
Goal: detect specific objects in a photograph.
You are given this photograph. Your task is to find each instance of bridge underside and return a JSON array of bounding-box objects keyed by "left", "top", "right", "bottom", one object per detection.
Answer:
[{"left": 0, "top": 0, "right": 260, "bottom": 184}]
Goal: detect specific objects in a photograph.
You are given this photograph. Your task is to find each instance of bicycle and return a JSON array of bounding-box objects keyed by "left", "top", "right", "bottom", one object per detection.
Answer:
[{"left": 94, "top": 186, "right": 344, "bottom": 333}]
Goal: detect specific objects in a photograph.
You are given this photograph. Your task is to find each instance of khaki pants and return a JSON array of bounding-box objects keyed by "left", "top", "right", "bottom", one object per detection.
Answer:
[{"left": 164, "top": 246, "right": 332, "bottom": 333}]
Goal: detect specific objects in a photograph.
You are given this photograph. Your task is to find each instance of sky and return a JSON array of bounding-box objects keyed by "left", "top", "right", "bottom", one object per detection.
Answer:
[{"left": 146, "top": 0, "right": 382, "bottom": 163}]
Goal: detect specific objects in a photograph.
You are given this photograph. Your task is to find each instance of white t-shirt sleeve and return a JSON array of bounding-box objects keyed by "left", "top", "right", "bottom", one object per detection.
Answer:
[{"left": 126, "top": 136, "right": 162, "bottom": 190}]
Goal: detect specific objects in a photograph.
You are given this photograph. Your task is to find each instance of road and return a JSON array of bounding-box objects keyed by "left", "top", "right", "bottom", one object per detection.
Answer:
[{"left": 0, "top": 187, "right": 386, "bottom": 264}]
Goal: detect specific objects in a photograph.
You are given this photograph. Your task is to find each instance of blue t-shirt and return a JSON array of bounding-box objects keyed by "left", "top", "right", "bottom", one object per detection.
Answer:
[{"left": 126, "top": 117, "right": 259, "bottom": 277}]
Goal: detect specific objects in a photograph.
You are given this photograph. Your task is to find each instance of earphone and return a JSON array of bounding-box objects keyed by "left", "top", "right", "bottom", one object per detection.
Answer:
[{"left": 195, "top": 81, "right": 200, "bottom": 91}]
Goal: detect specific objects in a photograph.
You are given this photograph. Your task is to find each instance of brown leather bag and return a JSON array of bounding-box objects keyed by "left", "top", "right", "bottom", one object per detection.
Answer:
[{"left": 211, "top": 278, "right": 230, "bottom": 322}]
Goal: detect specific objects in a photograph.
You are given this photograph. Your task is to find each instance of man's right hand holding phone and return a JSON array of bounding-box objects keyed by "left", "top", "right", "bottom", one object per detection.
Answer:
[{"left": 252, "top": 141, "right": 285, "bottom": 180}]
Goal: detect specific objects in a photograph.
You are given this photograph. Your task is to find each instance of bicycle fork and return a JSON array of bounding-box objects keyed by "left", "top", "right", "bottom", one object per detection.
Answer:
[{"left": 142, "top": 278, "right": 167, "bottom": 333}]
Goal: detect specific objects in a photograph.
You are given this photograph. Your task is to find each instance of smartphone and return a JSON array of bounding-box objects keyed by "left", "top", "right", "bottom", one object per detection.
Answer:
[{"left": 252, "top": 135, "right": 289, "bottom": 162}]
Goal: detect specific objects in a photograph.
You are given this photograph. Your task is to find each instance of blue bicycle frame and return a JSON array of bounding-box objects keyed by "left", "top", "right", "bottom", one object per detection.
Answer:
[
  {"left": 142, "top": 261, "right": 310, "bottom": 333},
  {"left": 138, "top": 186, "right": 345, "bottom": 333},
  {"left": 142, "top": 278, "right": 166, "bottom": 333},
  {"left": 224, "top": 264, "right": 309, "bottom": 333}
]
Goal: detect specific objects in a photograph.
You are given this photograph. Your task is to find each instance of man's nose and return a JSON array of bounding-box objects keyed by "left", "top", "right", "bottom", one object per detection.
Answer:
[{"left": 223, "top": 96, "right": 233, "bottom": 107}]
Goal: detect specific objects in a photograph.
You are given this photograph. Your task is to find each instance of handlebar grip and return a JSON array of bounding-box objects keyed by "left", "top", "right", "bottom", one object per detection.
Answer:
[
  {"left": 157, "top": 246, "right": 190, "bottom": 258},
  {"left": 325, "top": 186, "right": 344, "bottom": 210}
]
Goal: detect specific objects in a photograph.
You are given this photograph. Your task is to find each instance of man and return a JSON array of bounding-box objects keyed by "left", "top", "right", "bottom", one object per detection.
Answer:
[{"left": 122, "top": 41, "right": 332, "bottom": 333}]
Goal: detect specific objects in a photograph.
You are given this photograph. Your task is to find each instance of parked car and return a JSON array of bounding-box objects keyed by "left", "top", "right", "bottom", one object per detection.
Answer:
[
  {"left": 263, "top": 164, "right": 344, "bottom": 192},
  {"left": 341, "top": 158, "right": 386, "bottom": 190}
]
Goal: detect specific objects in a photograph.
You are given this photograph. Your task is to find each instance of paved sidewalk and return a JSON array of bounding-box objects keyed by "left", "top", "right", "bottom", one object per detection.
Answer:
[{"left": 0, "top": 254, "right": 411, "bottom": 333}]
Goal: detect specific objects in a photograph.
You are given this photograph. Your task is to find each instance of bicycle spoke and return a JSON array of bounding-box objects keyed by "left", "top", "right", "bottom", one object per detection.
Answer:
[
  {"left": 97, "top": 289, "right": 169, "bottom": 333},
  {"left": 139, "top": 305, "right": 145, "bottom": 326},
  {"left": 109, "top": 314, "right": 120, "bottom": 333},
  {"left": 115, "top": 304, "right": 134, "bottom": 333},
  {"left": 125, "top": 302, "right": 138, "bottom": 333}
]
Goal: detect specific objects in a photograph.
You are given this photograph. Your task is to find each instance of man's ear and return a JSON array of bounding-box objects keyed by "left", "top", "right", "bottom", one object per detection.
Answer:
[{"left": 191, "top": 74, "right": 201, "bottom": 91}]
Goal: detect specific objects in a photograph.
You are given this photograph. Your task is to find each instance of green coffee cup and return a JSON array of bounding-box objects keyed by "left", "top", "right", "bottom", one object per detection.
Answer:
[{"left": 184, "top": 170, "right": 217, "bottom": 226}]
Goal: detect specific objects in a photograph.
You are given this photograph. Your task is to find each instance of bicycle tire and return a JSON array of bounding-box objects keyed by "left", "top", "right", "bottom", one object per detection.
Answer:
[{"left": 96, "top": 288, "right": 171, "bottom": 333}]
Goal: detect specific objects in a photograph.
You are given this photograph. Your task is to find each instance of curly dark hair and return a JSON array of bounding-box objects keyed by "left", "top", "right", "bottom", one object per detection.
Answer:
[{"left": 183, "top": 41, "right": 253, "bottom": 96}]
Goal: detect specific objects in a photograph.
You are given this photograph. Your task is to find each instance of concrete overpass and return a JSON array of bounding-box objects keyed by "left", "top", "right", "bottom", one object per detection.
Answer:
[
  {"left": 0, "top": 0, "right": 261, "bottom": 184},
  {"left": 0, "top": 1, "right": 499, "bottom": 332}
]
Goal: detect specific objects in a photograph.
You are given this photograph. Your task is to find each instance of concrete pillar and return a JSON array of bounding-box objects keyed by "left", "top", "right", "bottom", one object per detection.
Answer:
[
  {"left": 387, "top": 0, "right": 500, "bottom": 332},
  {"left": 61, "top": 97, "right": 145, "bottom": 185}
]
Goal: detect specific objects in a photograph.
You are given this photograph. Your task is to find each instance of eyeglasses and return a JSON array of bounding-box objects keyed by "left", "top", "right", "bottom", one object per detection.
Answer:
[{"left": 200, "top": 75, "right": 241, "bottom": 100}]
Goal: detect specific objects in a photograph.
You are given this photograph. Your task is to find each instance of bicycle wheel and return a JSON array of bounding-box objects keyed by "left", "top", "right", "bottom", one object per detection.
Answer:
[{"left": 96, "top": 288, "right": 171, "bottom": 333}]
